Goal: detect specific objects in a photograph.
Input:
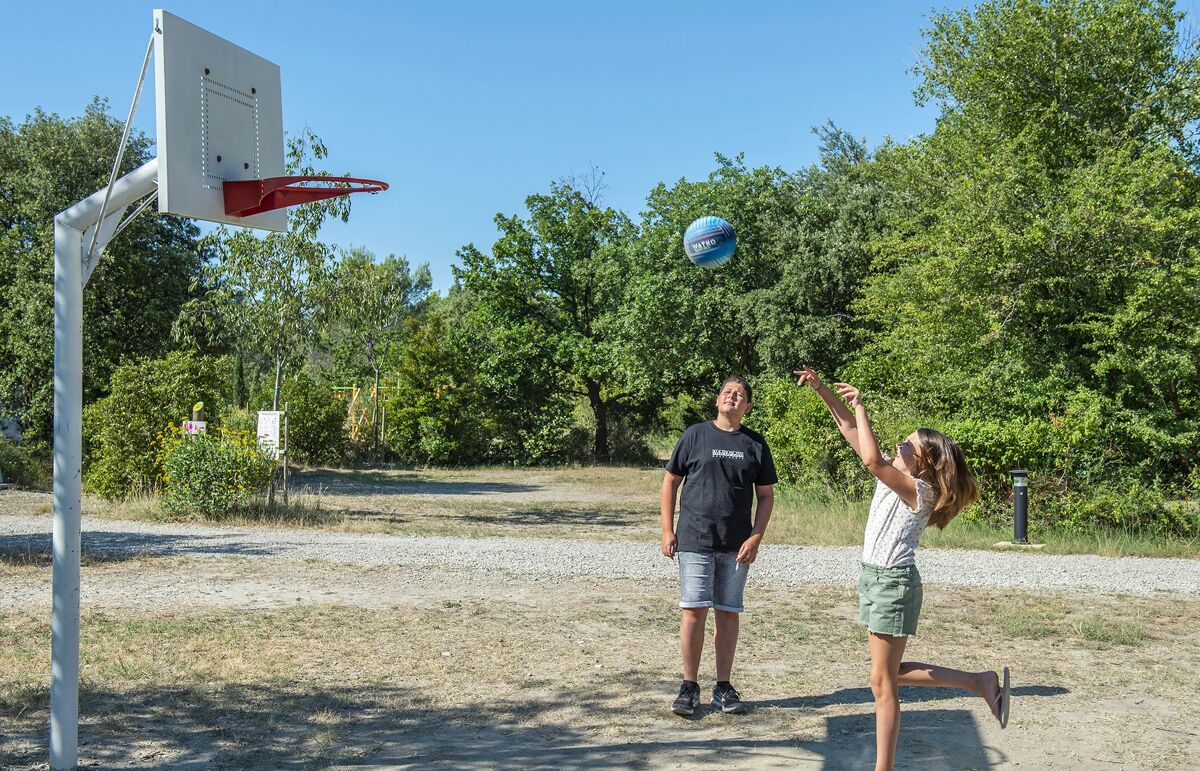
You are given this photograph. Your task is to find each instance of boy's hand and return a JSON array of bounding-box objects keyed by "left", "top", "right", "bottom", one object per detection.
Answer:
[
  {"left": 661, "top": 531, "right": 677, "bottom": 559},
  {"left": 737, "top": 533, "right": 763, "bottom": 564},
  {"left": 793, "top": 366, "right": 823, "bottom": 391},
  {"left": 834, "top": 382, "right": 863, "bottom": 407}
]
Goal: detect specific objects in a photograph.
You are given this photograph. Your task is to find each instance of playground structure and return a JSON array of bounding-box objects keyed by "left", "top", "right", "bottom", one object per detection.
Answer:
[
  {"left": 332, "top": 385, "right": 394, "bottom": 447},
  {"left": 48, "top": 10, "right": 387, "bottom": 769}
]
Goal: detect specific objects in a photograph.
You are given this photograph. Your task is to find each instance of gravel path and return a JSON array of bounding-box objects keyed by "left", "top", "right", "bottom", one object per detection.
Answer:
[{"left": 1, "top": 512, "right": 1196, "bottom": 596}]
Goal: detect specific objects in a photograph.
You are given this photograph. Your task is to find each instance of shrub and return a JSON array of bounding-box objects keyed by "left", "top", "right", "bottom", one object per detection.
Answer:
[
  {"left": 748, "top": 376, "right": 923, "bottom": 500},
  {"left": 159, "top": 425, "right": 274, "bottom": 519},
  {"left": 0, "top": 441, "right": 50, "bottom": 489},
  {"left": 84, "top": 353, "right": 230, "bottom": 499},
  {"left": 253, "top": 372, "right": 349, "bottom": 466},
  {"left": 282, "top": 372, "right": 350, "bottom": 466}
]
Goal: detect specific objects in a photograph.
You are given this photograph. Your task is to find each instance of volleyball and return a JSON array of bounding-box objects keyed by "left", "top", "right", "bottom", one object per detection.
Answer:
[{"left": 683, "top": 216, "right": 736, "bottom": 268}]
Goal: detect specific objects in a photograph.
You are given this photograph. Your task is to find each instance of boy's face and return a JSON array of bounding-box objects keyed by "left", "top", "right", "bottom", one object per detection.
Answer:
[{"left": 716, "top": 382, "right": 751, "bottom": 421}]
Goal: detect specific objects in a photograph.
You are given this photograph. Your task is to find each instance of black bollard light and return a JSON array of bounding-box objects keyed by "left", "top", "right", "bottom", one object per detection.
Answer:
[{"left": 1011, "top": 469, "right": 1029, "bottom": 544}]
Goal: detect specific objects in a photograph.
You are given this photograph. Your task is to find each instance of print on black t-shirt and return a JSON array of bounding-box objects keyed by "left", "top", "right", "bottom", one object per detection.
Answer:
[{"left": 665, "top": 421, "right": 778, "bottom": 553}]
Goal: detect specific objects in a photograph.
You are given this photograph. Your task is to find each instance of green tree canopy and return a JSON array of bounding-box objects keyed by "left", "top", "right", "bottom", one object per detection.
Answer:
[
  {"left": 0, "top": 99, "right": 205, "bottom": 441},
  {"left": 454, "top": 174, "right": 638, "bottom": 459},
  {"left": 322, "top": 246, "right": 432, "bottom": 452},
  {"left": 204, "top": 129, "right": 355, "bottom": 412}
]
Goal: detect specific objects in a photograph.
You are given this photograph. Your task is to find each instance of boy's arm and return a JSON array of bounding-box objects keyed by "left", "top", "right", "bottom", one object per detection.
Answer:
[
  {"left": 795, "top": 367, "right": 861, "bottom": 454},
  {"left": 736, "top": 484, "right": 775, "bottom": 564},
  {"left": 660, "top": 471, "right": 684, "bottom": 559}
]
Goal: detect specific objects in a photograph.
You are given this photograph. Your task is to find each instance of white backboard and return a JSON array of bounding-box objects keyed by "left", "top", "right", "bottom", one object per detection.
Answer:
[{"left": 153, "top": 9, "right": 286, "bottom": 231}]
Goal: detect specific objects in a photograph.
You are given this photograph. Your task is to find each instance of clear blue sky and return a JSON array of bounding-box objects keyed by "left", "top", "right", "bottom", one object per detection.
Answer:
[{"left": 4, "top": 1, "right": 1198, "bottom": 291}]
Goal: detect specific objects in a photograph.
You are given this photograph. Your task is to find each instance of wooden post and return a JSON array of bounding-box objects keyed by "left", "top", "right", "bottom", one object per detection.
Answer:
[{"left": 282, "top": 402, "right": 290, "bottom": 507}]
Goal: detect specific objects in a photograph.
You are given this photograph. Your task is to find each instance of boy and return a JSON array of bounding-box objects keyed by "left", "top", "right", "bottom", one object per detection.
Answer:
[{"left": 661, "top": 376, "right": 777, "bottom": 716}]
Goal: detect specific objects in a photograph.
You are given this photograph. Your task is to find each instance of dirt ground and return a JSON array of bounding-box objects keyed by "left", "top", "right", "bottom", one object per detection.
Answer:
[
  {"left": 1, "top": 554, "right": 1198, "bottom": 769},
  {"left": 289, "top": 466, "right": 664, "bottom": 540},
  {"left": 1, "top": 471, "right": 1198, "bottom": 769}
]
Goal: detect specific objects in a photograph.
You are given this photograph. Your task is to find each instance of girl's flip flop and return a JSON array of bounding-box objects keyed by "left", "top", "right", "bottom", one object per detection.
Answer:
[{"left": 1000, "top": 666, "right": 1011, "bottom": 728}]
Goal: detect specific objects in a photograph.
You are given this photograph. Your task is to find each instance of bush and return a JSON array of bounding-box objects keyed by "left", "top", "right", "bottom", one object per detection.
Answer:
[
  {"left": 748, "top": 376, "right": 923, "bottom": 500},
  {"left": 84, "top": 353, "right": 230, "bottom": 499},
  {"left": 267, "top": 372, "right": 350, "bottom": 466},
  {"left": 159, "top": 425, "right": 274, "bottom": 519},
  {"left": 0, "top": 440, "right": 50, "bottom": 489}
]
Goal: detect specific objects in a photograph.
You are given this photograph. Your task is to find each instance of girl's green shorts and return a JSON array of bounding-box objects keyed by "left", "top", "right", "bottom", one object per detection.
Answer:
[{"left": 858, "top": 562, "right": 923, "bottom": 637}]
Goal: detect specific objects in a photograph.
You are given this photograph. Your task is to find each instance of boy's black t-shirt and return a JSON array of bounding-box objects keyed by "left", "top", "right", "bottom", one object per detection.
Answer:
[{"left": 666, "top": 421, "right": 778, "bottom": 553}]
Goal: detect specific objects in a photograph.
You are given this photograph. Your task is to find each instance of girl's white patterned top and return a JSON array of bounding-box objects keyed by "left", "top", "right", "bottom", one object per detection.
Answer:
[{"left": 862, "top": 472, "right": 935, "bottom": 568}]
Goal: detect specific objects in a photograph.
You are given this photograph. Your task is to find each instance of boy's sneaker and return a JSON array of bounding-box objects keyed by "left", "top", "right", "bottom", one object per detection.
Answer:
[
  {"left": 711, "top": 682, "right": 746, "bottom": 714},
  {"left": 671, "top": 681, "right": 701, "bottom": 716}
]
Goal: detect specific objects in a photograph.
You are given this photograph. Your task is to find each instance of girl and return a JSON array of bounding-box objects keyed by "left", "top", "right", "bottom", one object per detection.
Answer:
[{"left": 794, "top": 366, "right": 1009, "bottom": 771}]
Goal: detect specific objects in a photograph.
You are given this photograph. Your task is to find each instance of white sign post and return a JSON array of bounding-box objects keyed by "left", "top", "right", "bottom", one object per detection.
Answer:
[{"left": 257, "top": 410, "right": 282, "bottom": 459}]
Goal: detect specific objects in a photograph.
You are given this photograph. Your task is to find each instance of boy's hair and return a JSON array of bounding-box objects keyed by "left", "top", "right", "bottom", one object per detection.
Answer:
[
  {"left": 720, "top": 376, "right": 752, "bottom": 404},
  {"left": 911, "top": 428, "right": 979, "bottom": 529}
]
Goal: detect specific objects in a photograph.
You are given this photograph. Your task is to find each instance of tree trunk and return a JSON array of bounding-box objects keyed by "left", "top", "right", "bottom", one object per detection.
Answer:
[
  {"left": 586, "top": 379, "right": 609, "bottom": 461},
  {"left": 269, "top": 346, "right": 283, "bottom": 510},
  {"left": 272, "top": 350, "right": 284, "bottom": 411},
  {"left": 371, "top": 366, "right": 381, "bottom": 459},
  {"left": 234, "top": 350, "right": 247, "bottom": 409}
]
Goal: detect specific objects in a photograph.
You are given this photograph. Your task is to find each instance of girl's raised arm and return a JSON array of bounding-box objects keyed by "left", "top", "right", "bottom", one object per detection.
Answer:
[
  {"left": 795, "top": 366, "right": 861, "bottom": 455},
  {"left": 834, "top": 383, "right": 919, "bottom": 509}
]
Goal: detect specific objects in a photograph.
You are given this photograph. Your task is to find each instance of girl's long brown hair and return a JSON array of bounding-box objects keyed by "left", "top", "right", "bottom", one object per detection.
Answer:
[{"left": 911, "top": 428, "right": 978, "bottom": 529}]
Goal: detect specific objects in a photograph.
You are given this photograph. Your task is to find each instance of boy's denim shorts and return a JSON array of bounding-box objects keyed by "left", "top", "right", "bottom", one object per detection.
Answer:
[{"left": 678, "top": 550, "right": 750, "bottom": 613}]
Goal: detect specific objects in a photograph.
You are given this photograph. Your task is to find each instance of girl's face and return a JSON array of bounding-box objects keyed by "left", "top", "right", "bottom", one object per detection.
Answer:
[{"left": 895, "top": 431, "right": 923, "bottom": 474}]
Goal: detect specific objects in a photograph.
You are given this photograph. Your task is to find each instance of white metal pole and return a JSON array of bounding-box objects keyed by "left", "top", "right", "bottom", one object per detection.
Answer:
[
  {"left": 50, "top": 157, "right": 157, "bottom": 771},
  {"left": 50, "top": 219, "right": 82, "bottom": 771}
]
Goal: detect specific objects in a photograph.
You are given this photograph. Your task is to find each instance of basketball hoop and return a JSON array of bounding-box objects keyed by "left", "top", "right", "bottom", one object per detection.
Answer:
[{"left": 224, "top": 175, "right": 389, "bottom": 217}]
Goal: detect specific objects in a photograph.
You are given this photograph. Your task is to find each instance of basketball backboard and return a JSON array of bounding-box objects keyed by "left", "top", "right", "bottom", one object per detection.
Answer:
[{"left": 153, "top": 9, "right": 286, "bottom": 231}]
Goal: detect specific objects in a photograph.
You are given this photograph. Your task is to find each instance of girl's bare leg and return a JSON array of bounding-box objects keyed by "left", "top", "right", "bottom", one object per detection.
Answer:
[
  {"left": 868, "top": 631, "right": 908, "bottom": 771},
  {"left": 897, "top": 662, "right": 1003, "bottom": 720}
]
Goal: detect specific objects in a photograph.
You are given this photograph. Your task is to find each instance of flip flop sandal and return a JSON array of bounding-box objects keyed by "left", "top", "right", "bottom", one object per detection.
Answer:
[{"left": 1000, "top": 666, "right": 1011, "bottom": 728}]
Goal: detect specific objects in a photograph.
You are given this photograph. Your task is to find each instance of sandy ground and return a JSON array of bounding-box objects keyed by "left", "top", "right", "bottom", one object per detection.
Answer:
[
  {"left": 1, "top": 476, "right": 1198, "bottom": 769},
  {"left": 2, "top": 556, "right": 1197, "bottom": 769}
]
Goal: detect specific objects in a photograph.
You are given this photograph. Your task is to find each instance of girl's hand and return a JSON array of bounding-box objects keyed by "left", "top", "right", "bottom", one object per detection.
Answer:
[
  {"left": 834, "top": 382, "right": 863, "bottom": 408},
  {"left": 793, "top": 366, "right": 823, "bottom": 391}
]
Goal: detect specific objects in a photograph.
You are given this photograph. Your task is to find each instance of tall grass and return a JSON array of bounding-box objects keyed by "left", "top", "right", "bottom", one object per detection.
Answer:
[{"left": 93, "top": 487, "right": 344, "bottom": 529}]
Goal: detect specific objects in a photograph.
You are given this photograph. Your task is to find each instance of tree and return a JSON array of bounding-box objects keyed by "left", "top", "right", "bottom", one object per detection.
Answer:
[
  {"left": 851, "top": 0, "right": 1200, "bottom": 527},
  {"left": 454, "top": 174, "right": 638, "bottom": 460},
  {"left": 622, "top": 147, "right": 885, "bottom": 408},
  {"left": 0, "top": 99, "right": 205, "bottom": 441},
  {"left": 204, "top": 129, "right": 352, "bottom": 412},
  {"left": 323, "top": 247, "right": 432, "bottom": 454}
]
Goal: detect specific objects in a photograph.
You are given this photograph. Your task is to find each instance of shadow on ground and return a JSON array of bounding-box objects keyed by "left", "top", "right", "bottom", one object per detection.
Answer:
[
  {"left": 460, "top": 507, "right": 647, "bottom": 528},
  {"left": 0, "top": 530, "right": 278, "bottom": 562},
  {"left": 758, "top": 683, "right": 1070, "bottom": 710},
  {"left": 0, "top": 671, "right": 1066, "bottom": 770},
  {"left": 295, "top": 469, "right": 541, "bottom": 497}
]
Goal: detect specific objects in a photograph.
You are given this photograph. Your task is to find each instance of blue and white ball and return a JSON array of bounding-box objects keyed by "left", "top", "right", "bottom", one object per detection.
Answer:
[{"left": 683, "top": 216, "right": 736, "bottom": 268}]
